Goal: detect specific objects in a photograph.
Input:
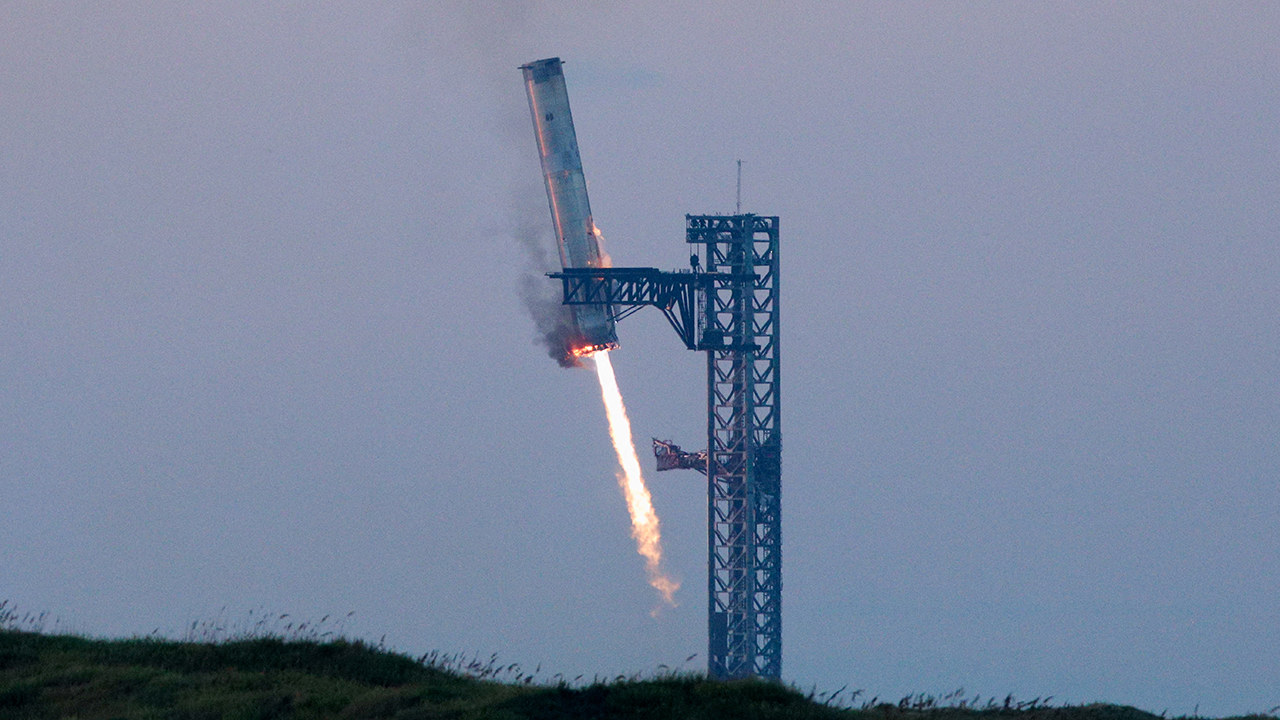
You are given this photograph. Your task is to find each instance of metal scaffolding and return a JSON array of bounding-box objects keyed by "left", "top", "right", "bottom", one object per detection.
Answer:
[{"left": 550, "top": 213, "right": 782, "bottom": 680}]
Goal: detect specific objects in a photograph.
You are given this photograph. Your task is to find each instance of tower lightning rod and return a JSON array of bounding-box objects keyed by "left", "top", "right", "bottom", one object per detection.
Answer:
[{"left": 736, "top": 160, "right": 743, "bottom": 214}]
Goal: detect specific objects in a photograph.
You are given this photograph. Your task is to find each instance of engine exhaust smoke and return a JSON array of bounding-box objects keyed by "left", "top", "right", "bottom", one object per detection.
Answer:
[{"left": 591, "top": 350, "right": 679, "bottom": 605}]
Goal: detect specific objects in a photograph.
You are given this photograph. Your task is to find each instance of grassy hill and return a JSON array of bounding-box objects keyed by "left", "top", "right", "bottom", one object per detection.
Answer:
[{"left": 0, "top": 629, "right": 1269, "bottom": 720}]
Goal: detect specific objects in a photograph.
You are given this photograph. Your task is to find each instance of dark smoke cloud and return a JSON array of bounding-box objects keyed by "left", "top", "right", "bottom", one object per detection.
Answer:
[
  {"left": 513, "top": 212, "right": 584, "bottom": 368},
  {"left": 519, "top": 273, "right": 585, "bottom": 369}
]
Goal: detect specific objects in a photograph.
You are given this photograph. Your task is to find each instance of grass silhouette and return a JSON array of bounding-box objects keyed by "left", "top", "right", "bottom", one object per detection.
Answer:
[{"left": 1, "top": 603, "right": 1275, "bottom": 720}]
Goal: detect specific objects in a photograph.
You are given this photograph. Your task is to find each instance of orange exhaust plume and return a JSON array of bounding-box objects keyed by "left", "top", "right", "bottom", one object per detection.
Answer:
[{"left": 591, "top": 350, "right": 679, "bottom": 605}]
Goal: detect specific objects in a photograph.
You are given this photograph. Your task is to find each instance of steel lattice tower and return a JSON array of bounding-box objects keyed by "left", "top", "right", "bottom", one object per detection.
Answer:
[
  {"left": 690, "top": 215, "right": 781, "bottom": 679},
  {"left": 550, "top": 213, "right": 781, "bottom": 680}
]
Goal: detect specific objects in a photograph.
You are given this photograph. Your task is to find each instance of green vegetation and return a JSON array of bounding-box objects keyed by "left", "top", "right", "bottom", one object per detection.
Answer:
[
  {"left": 0, "top": 627, "right": 1273, "bottom": 720},
  {"left": 3, "top": 629, "right": 824, "bottom": 719}
]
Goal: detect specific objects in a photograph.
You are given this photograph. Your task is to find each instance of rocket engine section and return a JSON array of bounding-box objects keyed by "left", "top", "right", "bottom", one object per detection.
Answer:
[{"left": 521, "top": 57, "right": 619, "bottom": 357}]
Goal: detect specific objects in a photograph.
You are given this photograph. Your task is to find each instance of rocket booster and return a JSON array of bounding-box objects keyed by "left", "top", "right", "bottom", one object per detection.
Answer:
[{"left": 521, "top": 57, "right": 618, "bottom": 356}]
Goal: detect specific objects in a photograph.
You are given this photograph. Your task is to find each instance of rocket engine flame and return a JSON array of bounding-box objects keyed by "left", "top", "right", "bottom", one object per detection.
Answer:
[{"left": 591, "top": 350, "right": 679, "bottom": 605}]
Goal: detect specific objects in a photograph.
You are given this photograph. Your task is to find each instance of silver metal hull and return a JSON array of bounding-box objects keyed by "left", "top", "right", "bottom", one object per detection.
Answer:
[{"left": 521, "top": 57, "right": 618, "bottom": 355}]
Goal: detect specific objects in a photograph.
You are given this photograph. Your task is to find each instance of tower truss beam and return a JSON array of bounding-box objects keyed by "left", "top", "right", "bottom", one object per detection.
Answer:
[{"left": 549, "top": 267, "right": 707, "bottom": 350}]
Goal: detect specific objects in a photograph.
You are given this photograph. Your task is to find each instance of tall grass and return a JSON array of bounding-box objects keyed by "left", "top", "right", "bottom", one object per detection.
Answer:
[
  {"left": 0, "top": 599, "right": 67, "bottom": 635},
  {"left": 178, "top": 607, "right": 358, "bottom": 644},
  {"left": 3, "top": 600, "right": 1276, "bottom": 719}
]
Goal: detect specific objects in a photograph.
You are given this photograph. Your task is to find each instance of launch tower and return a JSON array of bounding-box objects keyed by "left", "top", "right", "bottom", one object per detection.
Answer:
[
  {"left": 523, "top": 55, "right": 781, "bottom": 681},
  {"left": 551, "top": 215, "right": 782, "bottom": 679}
]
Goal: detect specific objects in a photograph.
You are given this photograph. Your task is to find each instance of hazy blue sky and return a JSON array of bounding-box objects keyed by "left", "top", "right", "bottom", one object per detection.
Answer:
[{"left": 2, "top": 2, "right": 1276, "bottom": 715}]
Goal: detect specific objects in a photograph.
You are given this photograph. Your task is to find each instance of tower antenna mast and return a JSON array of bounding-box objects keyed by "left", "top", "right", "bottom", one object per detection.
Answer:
[{"left": 736, "top": 160, "right": 743, "bottom": 214}]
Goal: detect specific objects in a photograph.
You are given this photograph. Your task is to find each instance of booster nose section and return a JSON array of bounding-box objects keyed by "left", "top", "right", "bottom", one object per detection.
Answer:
[{"left": 521, "top": 57, "right": 618, "bottom": 355}]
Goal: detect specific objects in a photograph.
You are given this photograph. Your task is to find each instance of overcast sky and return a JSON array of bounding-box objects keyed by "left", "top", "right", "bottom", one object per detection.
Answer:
[{"left": 2, "top": 2, "right": 1277, "bottom": 715}]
